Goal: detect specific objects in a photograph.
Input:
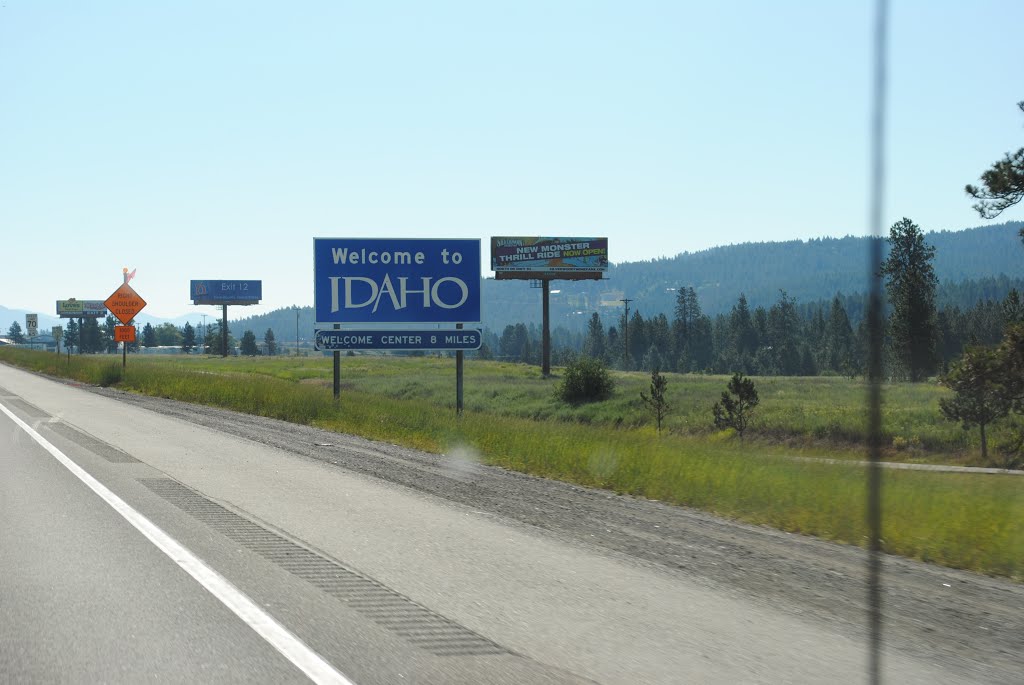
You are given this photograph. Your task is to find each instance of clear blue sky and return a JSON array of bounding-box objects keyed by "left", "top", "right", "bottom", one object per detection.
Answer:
[{"left": 1, "top": 1, "right": 1021, "bottom": 319}]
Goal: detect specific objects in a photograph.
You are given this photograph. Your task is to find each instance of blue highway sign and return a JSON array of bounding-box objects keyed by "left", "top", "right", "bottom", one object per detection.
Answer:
[
  {"left": 313, "top": 238, "right": 481, "bottom": 324},
  {"left": 314, "top": 328, "right": 482, "bottom": 351},
  {"left": 191, "top": 280, "right": 262, "bottom": 305}
]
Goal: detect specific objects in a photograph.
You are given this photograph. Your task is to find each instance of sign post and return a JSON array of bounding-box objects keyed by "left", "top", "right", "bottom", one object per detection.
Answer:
[
  {"left": 25, "top": 314, "right": 38, "bottom": 350},
  {"left": 332, "top": 323, "right": 340, "bottom": 400},
  {"left": 314, "top": 238, "right": 482, "bottom": 408},
  {"left": 104, "top": 276, "right": 147, "bottom": 369},
  {"left": 456, "top": 323, "right": 464, "bottom": 415}
]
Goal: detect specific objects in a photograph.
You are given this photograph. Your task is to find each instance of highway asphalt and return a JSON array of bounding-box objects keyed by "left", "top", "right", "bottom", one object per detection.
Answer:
[{"left": 1, "top": 362, "right": 1020, "bottom": 683}]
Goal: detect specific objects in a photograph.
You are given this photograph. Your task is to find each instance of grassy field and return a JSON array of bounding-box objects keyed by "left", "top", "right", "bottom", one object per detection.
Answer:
[
  {"left": 2, "top": 347, "right": 1021, "bottom": 581},
  {"left": 112, "top": 353, "right": 973, "bottom": 459}
]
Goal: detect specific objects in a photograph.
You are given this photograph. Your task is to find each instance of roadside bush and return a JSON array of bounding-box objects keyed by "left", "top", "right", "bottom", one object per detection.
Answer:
[
  {"left": 557, "top": 357, "right": 615, "bottom": 404},
  {"left": 640, "top": 366, "right": 670, "bottom": 434},
  {"left": 993, "top": 420, "right": 1024, "bottom": 470},
  {"left": 712, "top": 372, "right": 759, "bottom": 439},
  {"left": 98, "top": 363, "right": 123, "bottom": 387}
]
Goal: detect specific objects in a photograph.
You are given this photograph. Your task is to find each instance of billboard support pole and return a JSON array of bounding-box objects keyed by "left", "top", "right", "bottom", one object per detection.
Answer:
[
  {"left": 456, "top": 323, "right": 464, "bottom": 415},
  {"left": 333, "top": 323, "right": 341, "bottom": 401},
  {"left": 79, "top": 318, "right": 83, "bottom": 355},
  {"left": 542, "top": 280, "right": 551, "bottom": 377},
  {"left": 221, "top": 305, "right": 228, "bottom": 357}
]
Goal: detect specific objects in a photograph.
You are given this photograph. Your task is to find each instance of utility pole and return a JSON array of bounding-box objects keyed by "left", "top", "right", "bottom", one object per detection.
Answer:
[
  {"left": 620, "top": 297, "right": 633, "bottom": 369},
  {"left": 294, "top": 306, "right": 300, "bottom": 356}
]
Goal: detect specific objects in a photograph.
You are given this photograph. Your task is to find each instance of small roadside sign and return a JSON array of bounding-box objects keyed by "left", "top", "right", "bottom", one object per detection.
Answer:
[
  {"left": 114, "top": 326, "right": 136, "bottom": 343},
  {"left": 52, "top": 326, "right": 63, "bottom": 341},
  {"left": 104, "top": 283, "right": 147, "bottom": 325},
  {"left": 314, "top": 328, "right": 482, "bottom": 351}
]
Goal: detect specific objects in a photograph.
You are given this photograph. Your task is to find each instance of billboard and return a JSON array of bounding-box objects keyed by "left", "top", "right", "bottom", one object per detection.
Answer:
[
  {"left": 491, "top": 237, "right": 608, "bottom": 273},
  {"left": 191, "top": 280, "right": 262, "bottom": 305},
  {"left": 56, "top": 299, "right": 107, "bottom": 318},
  {"left": 314, "top": 238, "right": 481, "bottom": 324}
]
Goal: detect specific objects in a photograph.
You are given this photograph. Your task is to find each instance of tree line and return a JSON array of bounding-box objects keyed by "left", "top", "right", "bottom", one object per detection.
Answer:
[
  {"left": 486, "top": 279, "right": 1022, "bottom": 381},
  {"left": 40, "top": 317, "right": 280, "bottom": 357}
]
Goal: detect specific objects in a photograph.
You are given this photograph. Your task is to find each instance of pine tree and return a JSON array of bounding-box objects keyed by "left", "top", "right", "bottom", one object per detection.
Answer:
[
  {"left": 627, "top": 310, "right": 647, "bottom": 366},
  {"left": 825, "top": 296, "right": 854, "bottom": 373},
  {"left": 712, "top": 372, "right": 759, "bottom": 439},
  {"left": 498, "top": 325, "right": 517, "bottom": 360},
  {"left": 729, "top": 294, "right": 758, "bottom": 361},
  {"left": 768, "top": 290, "right": 800, "bottom": 375},
  {"left": 606, "top": 327, "right": 620, "bottom": 366},
  {"left": 672, "top": 286, "right": 710, "bottom": 372},
  {"left": 81, "top": 318, "right": 102, "bottom": 353},
  {"left": 240, "top": 330, "right": 258, "bottom": 356},
  {"left": 7, "top": 321, "right": 25, "bottom": 344},
  {"left": 142, "top": 322, "right": 157, "bottom": 348},
  {"left": 640, "top": 366, "right": 670, "bottom": 433},
  {"left": 583, "top": 312, "right": 606, "bottom": 360},
  {"left": 264, "top": 328, "right": 277, "bottom": 356},
  {"left": 101, "top": 315, "right": 117, "bottom": 353},
  {"left": 65, "top": 319, "right": 79, "bottom": 352},
  {"left": 880, "top": 218, "right": 940, "bottom": 381},
  {"left": 965, "top": 101, "right": 1024, "bottom": 220},
  {"left": 940, "top": 346, "right": 1012, "bottom": 462},
  {"left": 1003, "top": 289, "right": 1024, "bottom": 326},
  {"left": 646, "top": 314, "right": 671, "bottom": 371},
  {"left": 182, "top": 322, "right": 196, "bottom": 354}
]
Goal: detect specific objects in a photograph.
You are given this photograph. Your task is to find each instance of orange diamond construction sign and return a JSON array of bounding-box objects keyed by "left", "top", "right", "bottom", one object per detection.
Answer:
[{"left": 104, "top": 283, "right": 147, "bottom": 325}]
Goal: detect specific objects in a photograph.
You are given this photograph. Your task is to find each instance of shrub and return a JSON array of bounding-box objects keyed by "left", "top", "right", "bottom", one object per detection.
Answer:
[
  {"left": 98, "top": 363, "right": 123, "bottom": 387},
  {"left": 712, "top": 372, "right": 759, "bottom": 439},
  {"left": 640, "top": 366, "right": 670, "bottom": 434},
  {"left": 557, "top": 357, "right": 615, "bottom": 404}
]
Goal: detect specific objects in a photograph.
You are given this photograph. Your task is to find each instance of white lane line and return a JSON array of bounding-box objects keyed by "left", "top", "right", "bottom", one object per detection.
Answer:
[{"left": 0, "top": 401, "right": 356, "bottom": 685}]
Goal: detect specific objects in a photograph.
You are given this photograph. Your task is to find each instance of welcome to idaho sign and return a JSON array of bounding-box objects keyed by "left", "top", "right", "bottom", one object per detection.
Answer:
[{"left": 313, "top": 238, "right": 481, "bottom": 325}]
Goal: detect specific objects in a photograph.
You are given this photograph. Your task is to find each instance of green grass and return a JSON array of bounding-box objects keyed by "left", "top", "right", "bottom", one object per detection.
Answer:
[
  {"left": 3, "top": 348, "right": 1021, "bottom": 580},
  {"left": 147, "top": 353, "right": 975, "bottom": 460}
]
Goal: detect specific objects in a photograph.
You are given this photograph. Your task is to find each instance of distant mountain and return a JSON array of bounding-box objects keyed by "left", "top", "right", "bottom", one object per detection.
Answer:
[
  {"left": 479, "top": 221, "right": 1024, "bottom": 332},
  {"left": 133, "top": 312, "right": 210, "bottom": 328},
  {"left": 0, "top": 307, "right": 62, "bottom": 334},
  {"left": 7, "top": 222, "right": 1021, "bottom": 344},
  {"left": 220, "top": 222, "right": 1023, "bottom": 345},
  {"left": 0, "top": 305, "right": 213, "bottom": 337},
  {"left": 229, "top": 306, "right": 315, "bottom": 351}
]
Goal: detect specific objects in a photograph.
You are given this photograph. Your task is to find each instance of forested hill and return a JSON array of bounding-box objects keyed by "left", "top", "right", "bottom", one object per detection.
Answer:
[
  {"left": 477, "top": 221, "right": 1023, "bottom": 332},
  {"left": 228, "top": 221, "right": 1022, "bottom": 341}
]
